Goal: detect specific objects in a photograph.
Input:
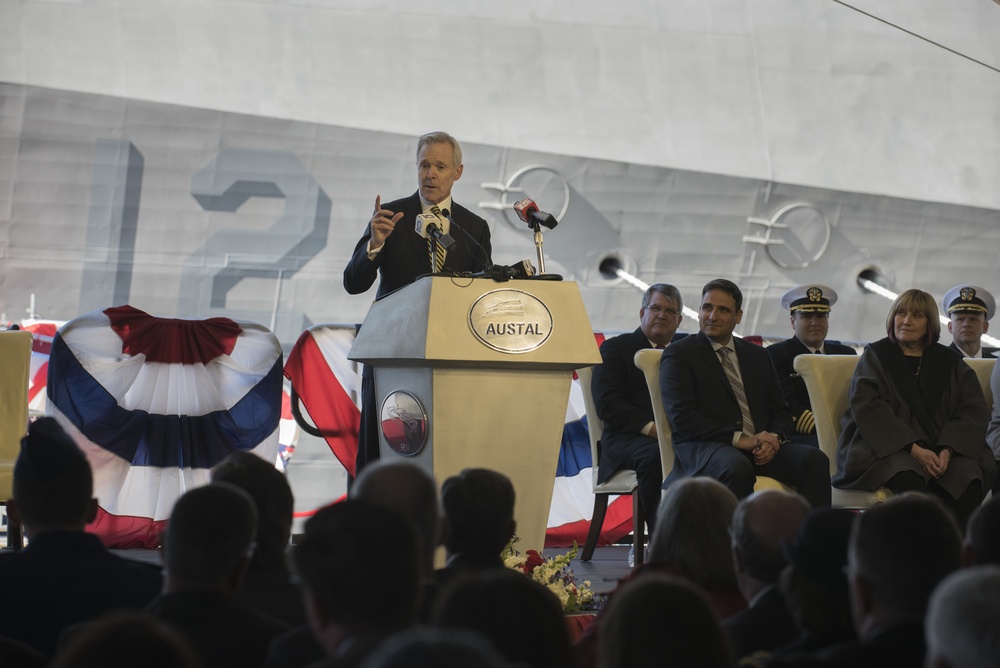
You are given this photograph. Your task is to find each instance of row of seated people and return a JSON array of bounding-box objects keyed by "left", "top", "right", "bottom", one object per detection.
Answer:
[
  {"left": 592, "top": 278, "right": 1000, "bottom": 533},
  {"left": 5, "top": 415, "right": 1000, "bottom": 667},
  {"left": 0, "top": 419, "right": 576, "bottom": 668},
  {"left": 583, "top": 478, "right": 1000, "bottom": 668}
]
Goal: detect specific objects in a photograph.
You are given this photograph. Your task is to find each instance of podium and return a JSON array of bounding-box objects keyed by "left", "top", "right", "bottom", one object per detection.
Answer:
[
  {"left": 349, "top": 277, "right": 601, "bottom": 554},
  {"left": 0, "top": 330, "right": 32, "bottom": 499}
]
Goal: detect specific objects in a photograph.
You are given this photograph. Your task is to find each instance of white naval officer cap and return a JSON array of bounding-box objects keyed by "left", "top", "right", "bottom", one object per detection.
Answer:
[
  {"left": 780, "top": 285, "right": 837, "bottom": 313},
  {"left": 942, "top": 285, "right": 996, "bottom": 321}
]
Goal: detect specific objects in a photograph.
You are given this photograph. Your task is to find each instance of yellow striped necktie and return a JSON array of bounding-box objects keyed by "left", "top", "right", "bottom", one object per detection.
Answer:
[{"left": 428, "top": 205, "right": 446, "bottom": 272}]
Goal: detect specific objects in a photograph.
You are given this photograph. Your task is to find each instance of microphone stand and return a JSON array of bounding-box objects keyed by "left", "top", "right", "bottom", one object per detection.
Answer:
[{"left": 532, "top": 221, "right": 547, "bottom": 274}]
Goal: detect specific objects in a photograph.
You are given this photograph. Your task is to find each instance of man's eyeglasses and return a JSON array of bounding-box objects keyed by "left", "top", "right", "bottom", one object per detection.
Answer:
[{"left": 647, "top": 306, "right": 681, "bottom": 316}]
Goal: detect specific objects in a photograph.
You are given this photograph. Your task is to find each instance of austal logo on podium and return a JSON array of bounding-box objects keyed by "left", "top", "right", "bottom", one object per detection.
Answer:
[
  {"left": 469, "top": 289, "right": 553, "bottom": 353},
  {"left": 379, "top": 391, "right": 428, "bottom": 457}
]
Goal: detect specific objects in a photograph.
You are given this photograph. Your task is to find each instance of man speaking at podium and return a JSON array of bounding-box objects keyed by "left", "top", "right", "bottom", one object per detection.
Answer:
[{"left": 344, "top": 132, "right": 493, "bottom": 473}]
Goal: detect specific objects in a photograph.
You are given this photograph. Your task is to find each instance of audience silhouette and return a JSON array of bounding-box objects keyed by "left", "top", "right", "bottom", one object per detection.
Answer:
[
  {"left": 148, "top": 482, "right": 290, "bottom": 668},
  {"left": 8, "top": 415, "right": 999, "bottom": 668},
  {"left": 0, "top": 418, "right": 162, "bottom": 658},
  {"left": 212, "top": 451, "right": 304, "bottom": 626}
]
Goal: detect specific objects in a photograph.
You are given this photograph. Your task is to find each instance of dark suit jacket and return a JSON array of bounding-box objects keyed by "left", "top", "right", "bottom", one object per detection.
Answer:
[
  {"left": 0, "top": 531, "right": 163, "bottom": 657},
  {"left": 148, "top": 590, "right": 290, "bottom": 668},
  {"left": 948, "top": 341, "right": 999, "bottom": 358},
  {"left": 232, "top": 563, "right": 306, "bottom": 627},
  {"left": 725, "top": 586, "right": 799, "bottom": 660},
  {"left": 433, "top": 551, "right": 507, "bottom": 588},
  {"left": 343, "top": 192, "right": 492, "bottom": 298},
  {"left": 767, "top": 337, "right": 856, "bottom": 419},
  {"left": 660, "top": 332, "right": 792, "bottom": 483},
  {"left": 767, "top": 622, "right": 925, "bottom": 668},
  {"left": 591, "top": 328, "right": 658, "bottom": 482}
]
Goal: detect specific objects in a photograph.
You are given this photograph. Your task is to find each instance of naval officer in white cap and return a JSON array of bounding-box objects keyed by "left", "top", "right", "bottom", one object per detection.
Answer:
[
  {"left": 767, "top": 284, "right": 856, "bottom": 447},
  {"left": 943, "top": 285, "right": 997, "bottom": 359}
]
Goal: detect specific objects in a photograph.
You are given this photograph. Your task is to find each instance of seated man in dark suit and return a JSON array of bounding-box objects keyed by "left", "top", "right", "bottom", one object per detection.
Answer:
[
  {"left": 591, "top": 283, "right": 685, "bottom": 531},
  {"left": 343, "top": 131, "right": 493, "bottom": 476},
  {"left": 148, "top": 483, "right": 290, "bottom": 668},
  {"left": 659, "top": 278, "right": 831, "bottom": 508},
  {"left": 724, "top": 489, "right": 810, "bottom": 661},
  {"left": 0, "top": 418, "right": 162, "bottom": 658},
  {"left": 766, "top": 285, "right": 856, "bottom": 447}
]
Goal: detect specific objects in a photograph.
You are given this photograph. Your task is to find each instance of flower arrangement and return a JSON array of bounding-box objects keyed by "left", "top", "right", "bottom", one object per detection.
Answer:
[{"left": 502, "top": 536, "right": 606, "bottom": 613}]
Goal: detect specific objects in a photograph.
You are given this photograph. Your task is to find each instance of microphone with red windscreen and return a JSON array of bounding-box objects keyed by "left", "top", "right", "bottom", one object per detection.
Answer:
[{"left": 513, "top": 198, "right": 558, "bottom": 229}]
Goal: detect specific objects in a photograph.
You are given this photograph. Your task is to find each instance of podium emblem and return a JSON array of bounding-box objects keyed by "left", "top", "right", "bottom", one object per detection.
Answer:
[
  {"left": 379, "top": 390, "right": 428, "bottom": 456},
  {"left": 469, "top": 289, "right": 554, "bottom": 353}
]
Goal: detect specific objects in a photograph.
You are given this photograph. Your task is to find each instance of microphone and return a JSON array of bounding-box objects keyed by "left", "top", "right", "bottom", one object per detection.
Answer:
[
  {"left": 476, "top": 259, "right": 537, "bottom": 282},
  {"left": 415, "top": 213, "right": 456, "bottom": 252},
  {"left": 513, "top": 198, "right": 540, "bottom": 223},
  {"left": 443, "top": 208, "right": 493, "bottom": 272},
  {"left": 513, "top": 198, "right": 558, "bottom": 230},
  {"left": 507, "top": 259, "right": 536, "bottom": 279}
]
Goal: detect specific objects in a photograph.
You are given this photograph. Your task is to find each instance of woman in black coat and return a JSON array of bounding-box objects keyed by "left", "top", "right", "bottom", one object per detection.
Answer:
[{"left": 834, "top": 288, "right": 995, "bottom": 527}]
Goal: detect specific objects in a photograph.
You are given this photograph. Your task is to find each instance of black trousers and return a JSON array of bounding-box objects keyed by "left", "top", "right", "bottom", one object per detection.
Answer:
[
  {"left": 355, "top": 364, "right": 381, "bottom": 479},
  {"left": 601, "top": 433, "right": 663, "bottom": 533},
  {"left": 699, "top": 442, "right": 832, "bottom": 508}
]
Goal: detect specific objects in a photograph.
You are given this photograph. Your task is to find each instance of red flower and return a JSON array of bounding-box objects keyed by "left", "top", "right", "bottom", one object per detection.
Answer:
[{"left": 522, "top": 549, "right": 544, "bottom": 574}]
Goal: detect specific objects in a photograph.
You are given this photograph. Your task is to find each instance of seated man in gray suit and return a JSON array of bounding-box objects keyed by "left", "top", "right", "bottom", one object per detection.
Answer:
[{"left": 659, "top": 278, "right": 830, "bottom": 508}]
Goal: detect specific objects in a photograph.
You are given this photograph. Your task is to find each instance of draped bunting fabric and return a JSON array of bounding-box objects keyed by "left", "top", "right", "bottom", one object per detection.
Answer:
[
  {"left": 283, "top": 326, "right": 362, "bottom": 478},
  {"left": 283, "top": 326, "right": 634, "bottom": 547},
  {"left": 21, "top": 320, "right": 63, "bottom": 414},
  {"left": 24, "top": 320, "right": 298, "bottom": 466},
  {"left": 46, "top": 306, "right": 283, "bottom": 548}
]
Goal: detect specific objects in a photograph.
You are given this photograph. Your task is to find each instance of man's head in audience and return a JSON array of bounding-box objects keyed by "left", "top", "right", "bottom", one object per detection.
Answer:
[
  {"left": 49, "top": 613, "right": 201, "bottom": 668},
  {"left": 963, "top": 493, "right": 1000, "bottom": 566},
  {"left": 211, "top": 451, "right": 293, "bottom": 571},
  {"left": 360, "top": 628, "right": 512, "bottom": 668},
  {"left": 779, "top": 507, "right": 857, "bottom": 644},
  {"left": 9, "top": 417, "right": 96, "bottom": 539},
  {"left": 942, "top": 284, "right": 995, "bottom": 358},
  {"left": 162, "top": 483, "right": 258, "bottom": 597},
  {"left": 925, "top": 565, "right": 1000, "bottom": 668},
  {"left": 781, "top": 284, "right": 837, "bottom": 351},
  {"left": 598, "top": 574, "right": 731, "bottom": 668},
  {"left": 640, "top": 283, "right": 684, "bottom": 347},
  {"left": 440, "top": 468, "right": 515, "bottom": 559},
  {"left": 699, "top": 278, "right": 744, "bottom": 345},
  {"left": 293, "top": 499, "right": 420, "bottom": 656},
  {"left": 847, "top": 493, "right": 961, "bottom": 641},
  {"left": 730, "top": 489, "right": 811, "bottom": 600},
  {"left": 433, "top": 569, "right": 573, "bottom": 668},
  {"left": 350, "top": 460, "right": 441, "bottom": 576}
]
